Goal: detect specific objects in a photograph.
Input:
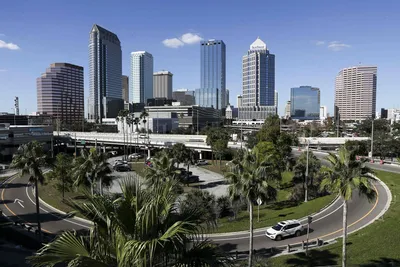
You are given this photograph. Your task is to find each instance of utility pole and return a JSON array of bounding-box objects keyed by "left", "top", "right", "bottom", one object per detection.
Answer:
[
  {"left": 74, "top": 133, "right": 77, "bottom": 158},
  {"left": 370, "top": 119, "right": 374, "bottom": 162},
  {"left": 305, "top": 139, "right": 309, "bottom": 203}
]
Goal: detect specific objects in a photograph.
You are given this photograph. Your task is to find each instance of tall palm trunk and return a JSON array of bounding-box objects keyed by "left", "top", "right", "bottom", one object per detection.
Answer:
[
  {"left": 99, "top": 176, "right": 103, "bottom": 195},
  {"left": 248, "top": 199, "right": 253, "bottom": 267},
  {"left": 34, "top": 180, "right": 42, "bottom": 241},
  {"left": 342, "top": 199, "right": 348, "bottom": 267}
]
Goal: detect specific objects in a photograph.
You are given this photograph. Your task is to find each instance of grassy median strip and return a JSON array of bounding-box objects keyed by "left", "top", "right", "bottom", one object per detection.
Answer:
[
  {"left": 268, "top": 170, "right": 400, "bottom": 267},
  {"left": 211, "top": 171, "right": 335, "bottom": 233}
]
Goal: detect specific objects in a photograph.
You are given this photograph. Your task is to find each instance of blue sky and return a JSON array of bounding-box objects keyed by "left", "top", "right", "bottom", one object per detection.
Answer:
[{"left": 1, "top": 0, "right": 400, "bottom": 116}]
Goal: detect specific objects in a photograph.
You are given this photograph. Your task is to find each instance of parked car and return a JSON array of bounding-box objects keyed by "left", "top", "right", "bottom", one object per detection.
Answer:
[
  {"left": 265, "top": 220, "right": 303, "bottom": 241},
  {"left": 196, "top": 160, "right": 208, "bottom": 166},
  {"left": 113, "top": 160, "right": 127, "bottom": 167},
  {"left": 183, "top": 175, "right": 200, "bottom": 184},
  {"left": 128, "top": 153, "right": 143, "bottom": 161},
  {"left": 114, "top": 164, "right": 131, "bottom": 172}
]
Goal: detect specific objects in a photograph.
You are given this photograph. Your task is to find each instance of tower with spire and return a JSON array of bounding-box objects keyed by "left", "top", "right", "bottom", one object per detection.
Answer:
[{"left": 239, "top": 37, "right": 276, "bottom": 120}]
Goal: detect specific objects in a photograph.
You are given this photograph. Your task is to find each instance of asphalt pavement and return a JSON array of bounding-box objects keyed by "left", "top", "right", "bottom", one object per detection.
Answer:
[{"left": 0, "top": 149, "right": 393, "bottom": 253}]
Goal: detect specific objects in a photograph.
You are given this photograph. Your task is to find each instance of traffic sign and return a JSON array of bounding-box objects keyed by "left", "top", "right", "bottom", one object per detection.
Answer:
[
  {"left": 81, "top": 140, "right": 86, "bottom": 145},
  {"left": 308, "top": 216, "right": 312, "bottom": 224},
  {"left": 257, "top": 198, "right": 263, "bottom": 206}
]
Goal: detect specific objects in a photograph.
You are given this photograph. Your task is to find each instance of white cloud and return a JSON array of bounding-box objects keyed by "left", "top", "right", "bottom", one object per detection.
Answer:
[
  {"left": 327, "top": 41, "right": 351, "bottom": 51},
  {"left": 0, "top": 40, "right": 20, "bottom": 50},
  {"left": 315, "top": 40, "right": 325, "bottom": 45},
  {"left": 0, "top": 69, "right": 7, "bottom": 72},
  {"left": 180, "top": 33, "right": 203, "bottom": 44},
  {"left": 162, "top": 32, "right": 203, "bottom": 48},
  {"left": 162, "top": 38, "right": 184, "bottom": 48}
]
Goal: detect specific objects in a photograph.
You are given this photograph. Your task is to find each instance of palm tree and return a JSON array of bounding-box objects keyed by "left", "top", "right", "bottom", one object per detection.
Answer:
[
  {"left": 320, "top": 146, "right": 376, "bottom": 267},
  {"left": 144, "top": 152, "right": 181, "bottom": 188},
  {"left": 117, "top": 109, "right": 130, "bottom": 160},
  {"left": 72, "top": 148, "right": 112, "bottom": 195},
  {"left": 126, "top": 113, "right": 134, "bottom": 155},
  {"left": 11, "top": 141, "right": 48, "bottom": 241},
  {"left": 28, "top": 176, "right": 232, "bottom": 267},
  {"left": 140, "top": 109, "right": 149, "bottom": 133},
  {"left": 225, "top": 148, "right": 280, "bottom": 267},
  {"left": 172, "top": 143, "right": 188, "bottom": 168}
]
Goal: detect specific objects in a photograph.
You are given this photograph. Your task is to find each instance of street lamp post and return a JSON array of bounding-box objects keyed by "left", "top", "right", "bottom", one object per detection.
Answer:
[{"left": 305, "top": 139, "right": 309, "bottom": 203}]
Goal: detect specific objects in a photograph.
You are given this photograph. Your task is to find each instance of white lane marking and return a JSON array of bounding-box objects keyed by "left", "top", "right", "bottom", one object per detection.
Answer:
[
  {"left": 14, "top": 198, "right": 25, "bottom": 208},
  {"left": 211, "top": 202, "right": 345, "bottom": 242},
  {"left": 26, "top": 183, "right": 90, "bottom": 229}
]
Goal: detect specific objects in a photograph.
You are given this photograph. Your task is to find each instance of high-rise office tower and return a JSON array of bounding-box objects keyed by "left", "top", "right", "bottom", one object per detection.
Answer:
[
  {"left": 285, "top": 101, "right": 291, "bottom": 118},
  {"left": 290, "top": 86, "right": 320, "bottom": 120},
  {"left": 122, "top": 75, "right": 129, "bottom": 102},
  {"left": 153, "top": 71, "right": 173, "bottom": 99},
  {"left": 37, "top": 63, "right": 84, "bottom": 125},
  {"left": 225, "top": 89, "right": 230, "bottom": 106},
  {"left": 195, "top": 39, "right": 226, "bottom": 109},
  {"left": 131, "top": 51, "right": 154, "bottom": 104},
  {"left": 274, "top": 91, "right": 278, "bottom": 108},
  {"left": 239, "top": 37, "right": 276, "bottom": 120},
  {"left": 320, "top": 106, "right": 328, "bottom": 120},
  {"left": 88, "top": 24, "right": 122, "bottom": 122},
  {"left": 172, "top": 89, "right": 195, "bottom": 105},
  {"left": 335, "top": 66, "right": 377, "bottom": 121},
  {"left": 237, "top": 95, "right": 242, "bottom": 107}
]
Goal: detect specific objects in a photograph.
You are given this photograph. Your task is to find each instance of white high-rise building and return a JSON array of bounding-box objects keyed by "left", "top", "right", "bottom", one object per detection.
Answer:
[
  {"left": 285, "top": 101, "right": 291, "bottom": 119},
  {"left": 335, "top": 66, "right": 377, "bottom": 121},
  {"left": 237, "top": 95, "right": 242, "bottom": 107},
  {"left": 274, "top": 90, "right": 278, "bottom": 109},
  {"left": 239, "top": 37, "right": 276, "bottom": 120},
  {"left": 320, "top": 106, "right": 328, "bottom": 120},
  {"left": 131, "top": 51, "right": 154, "bottom": 103}
]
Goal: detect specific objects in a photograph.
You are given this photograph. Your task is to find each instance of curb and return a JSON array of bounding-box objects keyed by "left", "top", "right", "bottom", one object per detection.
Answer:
[
  {"left": 37, "top": 194, "right": 93, "bottom": 225},
  {"left": 206, "top": 194, "right": 340, "bottom": 238}
]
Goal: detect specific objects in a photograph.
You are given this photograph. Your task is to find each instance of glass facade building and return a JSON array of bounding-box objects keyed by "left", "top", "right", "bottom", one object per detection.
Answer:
[
  {"left": 242, "top": 37, "right": 275, "bottom": 107},
  {"left": 290, "top": 86, "right": 320, "bottom": 120},
  {"left": 37, "top": 63, "right": 84, "bottom": 126},
  {"left": 88, "top": 24, "right": 122, "bottom": 122},
  {"left": 196, "top": 39, "right": 226, "bottom": 109},
  {"left": 131, "top": 51, "right": 154, "bottom": 104}
]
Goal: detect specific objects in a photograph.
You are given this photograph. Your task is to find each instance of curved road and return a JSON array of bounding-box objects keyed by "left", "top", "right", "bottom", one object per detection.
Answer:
[{"left": 0, "top": 150, "right": 393, "bottom": 252}]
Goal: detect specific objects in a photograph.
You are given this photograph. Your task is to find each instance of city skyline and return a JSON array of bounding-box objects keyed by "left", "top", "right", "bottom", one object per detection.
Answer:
[{"left": 1, "top": 1, "right": 399, "bottom": 116}]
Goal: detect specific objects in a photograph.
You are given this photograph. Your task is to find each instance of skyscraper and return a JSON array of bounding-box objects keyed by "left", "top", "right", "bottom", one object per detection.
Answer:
[
  {"left": 88, "top": 24, "right": 122, "bottom": 122},
  {"left": 335, "top": 66, "right": 377, "bottom": 121},
  {"left": 122, "top": 75, "right": 129, "bottom": 102},
  {"left": 239, "top": 37, "right": 276, "bottom": 120},
  {"left": 274, "top": 91, "right": 278, "bottom": 109},
  {"left": 172, "top": 89, "right": 195, "bottom": 105},
  {"left": 37, "top": 63, "right": 84, "bottom": 125},
  {"left": 195, "top": 39, "right": 226, "bottom": 109},
  {"left": 225, "top": 89, "right": 230, "bottom": 106},
  {"left": 285, "top": 101, "right": 291, "bottom": 119},
  {"left": 153, "top": 71, "right": 173, "bottom": 99},
  {"left": 131, "top": 51, "right": 154, "bottom": 104},
  {"left": 237, "top": 95, "right": 242, "bottom": 107},
  {"left": 290, "top": 86, "right": 320, "bottom": 120}
]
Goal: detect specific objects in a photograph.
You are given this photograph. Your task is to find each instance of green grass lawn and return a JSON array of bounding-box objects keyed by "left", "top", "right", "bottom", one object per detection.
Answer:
[
  {"left": 268, "top": 170, "right": 400, "bottom": 266},
  {"left": 38, "top": 179, "right": 86, "bottom": 215},
  {"left": 211, "top": 171, "right": 335, "bottom": 233}
]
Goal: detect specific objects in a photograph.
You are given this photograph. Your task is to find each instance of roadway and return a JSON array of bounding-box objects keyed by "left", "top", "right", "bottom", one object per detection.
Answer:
[{"left": 0, "top": 149, "right": 393, "bottom": 252}]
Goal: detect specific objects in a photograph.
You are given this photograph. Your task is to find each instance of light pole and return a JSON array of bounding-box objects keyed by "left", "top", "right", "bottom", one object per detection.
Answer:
[
  {"left": 305, "top": 139, "right": 309, "bottom": 203},
  {"left": 370, "top": 119, "right": 374, "bottom": 162}
]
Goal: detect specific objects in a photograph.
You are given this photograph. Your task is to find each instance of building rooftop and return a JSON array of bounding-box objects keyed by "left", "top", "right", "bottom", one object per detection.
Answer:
[
  {"left": 154, "top": 71, "right": 173, "bottom": 76},
  {"left": 250, "top": 37, "right": 267, "bottom": 51}
]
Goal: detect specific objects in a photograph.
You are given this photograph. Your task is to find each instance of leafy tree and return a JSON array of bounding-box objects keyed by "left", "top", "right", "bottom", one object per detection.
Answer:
[
  {"left": 257, "top": 115, "right": 280, "bottom": 144},
  {"left": 320, "top": 146, "right": 376, "bottom": 267},
  {"left": 206, "top": 127, "right": 230, "bottom": 164},
  {"left": 216, "top": 196, "right": 232, "bottom": 218},
  {"left": 72, "top": 148, "right": 113, "bottom": 195},
  {"left": 344, "top": 140, "right": 369, "bottom": 156},
  {"left": 47, "top": 153, "right": 74, "bottom": 201},
  {"left": 245, "top": 131, "right": 258, "bottom": 149},
  {"left": 28, "top": 177, "right": 232, "bottom": 267},
  {"left": 355, "top": 118, "right": 390, "bottom": 136},
  {"left": 225, "top": 149, "right": 280, "bottom": 267},
  {"left": 11, "top": 141, "right": 48, "bottom": 241}
]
